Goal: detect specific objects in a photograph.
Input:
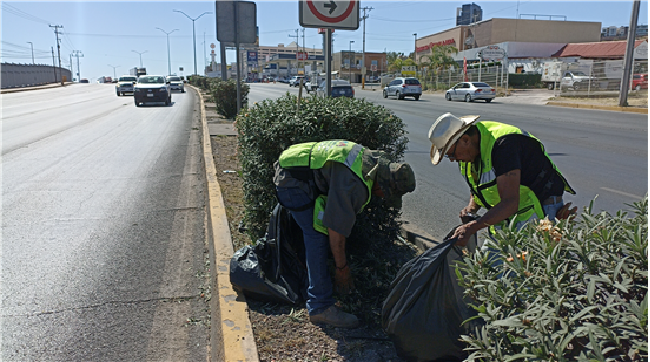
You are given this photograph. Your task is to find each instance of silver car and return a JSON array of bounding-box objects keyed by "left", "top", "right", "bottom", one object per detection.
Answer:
[
  {"left": 166, "top": 76, "right": 185, "bottom": 93},
  {"left": 382, "top": 77, "right": 422, "bottom": 100},
  {"left": 116, "top": 75, "right": 137, "bottom": 96},
  {"left": 445, "top": 82, "right": 496, "bottom": 103}
]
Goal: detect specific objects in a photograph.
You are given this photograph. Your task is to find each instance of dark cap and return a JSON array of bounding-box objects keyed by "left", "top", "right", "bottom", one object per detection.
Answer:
[{"left": 375, "top": 159, "right": 416, "bottom": 208}]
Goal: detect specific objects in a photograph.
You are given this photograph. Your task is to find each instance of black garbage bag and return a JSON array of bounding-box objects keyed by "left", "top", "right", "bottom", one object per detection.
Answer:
[
  {"left": 382, "top": 235, "right": 478, "bottom": 362},
  {"left": 230, "top": 203, "right": 309, "bottom": 304}
]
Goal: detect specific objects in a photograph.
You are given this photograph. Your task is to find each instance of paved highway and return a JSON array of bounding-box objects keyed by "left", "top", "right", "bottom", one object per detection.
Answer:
[
  {"left": 2, "top": 83, "right": 210, "bottom": 361},
  {"left": 248, "top": 82, "right": 648, "bottom": 240}
]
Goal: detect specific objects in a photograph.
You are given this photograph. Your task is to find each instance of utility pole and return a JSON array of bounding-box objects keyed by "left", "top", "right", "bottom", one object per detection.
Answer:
[
  {"left": 156, "top": 27, "right": 179, "bottom": 76},
  {"left": 132, "top": 50, "right": 147, "bottom": 68},
  {"left": 27, "top": 41, "right": 34, "bottom": 64},
  {"left": 360, "top": 6, "right": 373, "bottom": 89},
  {"left": 108, "top": 64, "right": 119, "bottom": 79},
  {"left": 203, "top": 32, "right": 207, "bottom": 72},
  {"left": 50, "top": 25, "right": 64, "bottom": 82},
  {"left": 173, "top": 9, "right": 212, "bottom": 76},
  {"left": 349, "top": 40, "right": 355, "bottom": 82},
  {"left": 619, "top": 0, "right": 641, "bottom": 107},
  {"left": 51, "top": 47, "right": 57, "bottom": 82},
  {"left": 70, "top": 54, "right": 73, "bottom": 80},
  {"left": 72, "top": 50, "right": 84, "bottom": 81},
  {"left": 288, "top": 29, "right": 299, "bottom": 77}
]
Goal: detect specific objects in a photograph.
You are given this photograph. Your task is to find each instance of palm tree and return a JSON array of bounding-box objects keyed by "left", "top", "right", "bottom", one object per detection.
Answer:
[{"left": 418, "top": 45, "right": 458, "bottom": 89}]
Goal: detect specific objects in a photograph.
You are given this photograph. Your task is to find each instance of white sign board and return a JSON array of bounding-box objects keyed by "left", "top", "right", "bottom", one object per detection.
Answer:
[
  {"left": 480, "top": 46, "right": 505, "bottom": 61},
  {"left": 299, "top": 0, "right": 359, "bottom": 30}
]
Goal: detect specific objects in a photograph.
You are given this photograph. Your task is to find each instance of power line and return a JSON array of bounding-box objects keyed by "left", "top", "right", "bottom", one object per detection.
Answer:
[{"left": 1, "top": 3, "right": 51, "bottom": 24}]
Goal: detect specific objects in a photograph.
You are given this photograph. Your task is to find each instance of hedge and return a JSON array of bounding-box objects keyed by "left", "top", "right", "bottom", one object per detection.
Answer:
[{"left": 235, "top": 93, "right": 409, "bottom": 242}]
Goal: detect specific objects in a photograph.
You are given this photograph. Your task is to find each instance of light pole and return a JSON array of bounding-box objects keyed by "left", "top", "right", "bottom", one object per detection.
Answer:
[
  {"left": 349, "top": 40, "right": 355, "bottom": 83},
  {"left": 156, "top": 27, "right": 179, "bottom": 76},
  {"left": 413, "top": 33, "right": 417, "bottom": 61},
  {"left": 107, "top": 64, "right": 119, "bottom": 79},
  {"left": 132, "top": 50, "right": 147, "bottom": 68},
  {"left": 173, "top": 9, "right": 211, "bottom": 75},
  {"left": 27, "top": 41, "right": 34, "bottom": 64}
]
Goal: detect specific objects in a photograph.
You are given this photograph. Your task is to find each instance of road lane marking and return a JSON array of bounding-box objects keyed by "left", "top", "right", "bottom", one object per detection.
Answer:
[{"left": 600, "top": 187, "right": 642, "bottom": 199}]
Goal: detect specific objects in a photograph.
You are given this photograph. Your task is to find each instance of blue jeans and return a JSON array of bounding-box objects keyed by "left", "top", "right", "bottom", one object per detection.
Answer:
[
  {"left": 543, "top": 201, "right": 564, "bottom": 221},
  {"left": 276, "top": 186, "right": 334, "bottom": 315}
]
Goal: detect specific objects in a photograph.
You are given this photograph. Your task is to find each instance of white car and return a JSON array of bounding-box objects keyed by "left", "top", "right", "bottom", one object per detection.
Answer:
[
  {"left": 315, "top": 80, "right": 354, "bottom": 98},
  {"left": 166, "top": 75, "right": 185, "bottom": 93},
  {"left": 115, "top": 75, "right": 137, "bottom": 96},
  {"left": 382, "top": 77, "right": 422, "bottom": 100},
  {"left": 289, "top": 76, "right": 306, "bottom": 87},
  {"left": 445, "top": 82, "right": 496, "bottom": 103}
]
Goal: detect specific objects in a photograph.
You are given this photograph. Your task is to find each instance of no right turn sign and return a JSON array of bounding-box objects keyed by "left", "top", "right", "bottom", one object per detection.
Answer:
[{"left": 299, "top": 0, "right": 359, "bottom": 30}]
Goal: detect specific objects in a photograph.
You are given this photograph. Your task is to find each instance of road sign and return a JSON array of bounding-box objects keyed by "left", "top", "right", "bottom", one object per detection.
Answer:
[
  {"left": 371, "top": 64, "right": 377, "bottom": 71},
  {"left": 480, "top": 46, "right": 505, "bottom": 62},
  {"left": 300, "top": 1, "right": 359, "bottom": 30},
  {"left": 401, "top": 66, "right": 416, "bottom": 76},
  {"left": 216, "top": 1, "right": 257, "bottom": 43}
]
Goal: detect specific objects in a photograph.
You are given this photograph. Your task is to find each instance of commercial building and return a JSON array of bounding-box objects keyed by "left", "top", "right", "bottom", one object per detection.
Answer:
[
  {"left": 331, "top": 51, "right": 387, "bottom": 83},
  {"left": 456, "top": 2, "right": 482, "bottom": 26}
]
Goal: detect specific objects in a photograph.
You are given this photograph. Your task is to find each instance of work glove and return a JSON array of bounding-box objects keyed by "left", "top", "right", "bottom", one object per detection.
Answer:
[
  {"left": 556, "top": 202, "right": 578, "bottom": 220},
  {"left": 334, "top": 264, "right": 354, "bottom": 295}
]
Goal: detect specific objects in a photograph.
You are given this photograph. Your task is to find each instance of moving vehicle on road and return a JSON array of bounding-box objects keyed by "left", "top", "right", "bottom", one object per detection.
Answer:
[
  {"left": 133, "top": 75, "right": 171, "bottom": 107},
  {"left": 316, "top": 80, "right": 354, "bottom": 98},
  {"left": 166, "top": 75, "right": 185, "bottom": 93},
  {"left": 383, "top": 77, "right": 422, "bottom": 100},
  {"left": 116, "top": 75, "right": 138, "bottom": 96},
  {"left": 445, "top": 82, "right": 496, "bottom": 103}
]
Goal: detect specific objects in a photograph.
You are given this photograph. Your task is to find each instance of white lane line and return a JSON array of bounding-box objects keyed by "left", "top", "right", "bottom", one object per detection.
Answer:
[{"left": 600, "top": 187, "right": 643, "bottom": 199}]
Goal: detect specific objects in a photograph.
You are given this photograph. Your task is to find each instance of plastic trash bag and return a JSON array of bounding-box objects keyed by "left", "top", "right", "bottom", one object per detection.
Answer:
[
  {"left": 382, "top": 234, "right": 478, "bottom": 362},
  {"left": 230, "top": 203, "right": 309, "bottom": 304}
]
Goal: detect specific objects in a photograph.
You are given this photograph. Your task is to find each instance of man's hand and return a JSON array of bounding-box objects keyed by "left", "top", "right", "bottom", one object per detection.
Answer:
[
  {"left": 556, "top": 202, "right": 578, "bottom": 220},
  {"left": 452, "top": 222, "right": 476, "bottom": 247},
  {"left": 335, "top": 265, "right": 354, "bottom": 295}
]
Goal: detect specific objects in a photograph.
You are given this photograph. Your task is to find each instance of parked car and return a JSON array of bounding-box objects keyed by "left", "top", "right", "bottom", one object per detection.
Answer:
[
  {"left": 289, "top": 75, "right": 309, "bottom": 87},
  {"left": 560, "top": 70, "right": 599, "bottom": 91},
  {"left": 382, "top": 77, "right": 422, "bottom": 100},
  {"left": 115, "top": 75, "right": 137, "bottom": 96},
  {"left": 305, "top": 76, "right": 325, "bottom": 94},
  {"left": 315, "top": 80, "right": 354, "bottom": 98},
  {"left": 79, "top": 78, "right": 89, "bottom": 83},
  {"left": 166, "top": 75, "right": 185, "bottom": 93},
  {"left": 133, "top": 75, "right": 171, "bottom": 107},
  {"left": 632, "top": 74, "right": 648, "bottom": 90},
  {"left": 445, "top": 82, "right": 496, "bottom": 103}
]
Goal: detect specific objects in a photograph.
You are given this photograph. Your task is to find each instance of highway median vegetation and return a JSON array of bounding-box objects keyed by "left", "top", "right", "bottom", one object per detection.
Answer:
[{"left": 457, "top": 196, "right": 648, "bottom": 361}]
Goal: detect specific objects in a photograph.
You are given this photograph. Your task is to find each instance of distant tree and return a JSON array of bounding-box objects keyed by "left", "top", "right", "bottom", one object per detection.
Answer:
[
  {"left": 388, "top": 58, "right": 416, "bottom": 73},
  {"left": 385, "top": 51, "right": 404, "bottom": 66},
  {"left": 418, "top": 45, "right": 458, "bottom": 87}
]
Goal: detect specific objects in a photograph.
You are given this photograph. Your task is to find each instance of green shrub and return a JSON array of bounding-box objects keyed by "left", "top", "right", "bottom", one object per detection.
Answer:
[
  {"left": 458, "top": 196, "right": 648, "bottom": 361},
  {"left": 236, "top": 93, "right": 409, "bottom": 241},
  {"left": 508, "top": 73, "right": 542, "bottom": 88},
  {"left": 211, "top": 79, "right": 249, "bottom": 119}
]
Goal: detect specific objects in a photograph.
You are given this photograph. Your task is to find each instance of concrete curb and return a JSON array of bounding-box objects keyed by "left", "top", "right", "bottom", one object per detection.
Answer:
[
  {"left": 546, "top": 101, "right": 648, "bottom": 114},
  {"left": 192, "top": 85, "right": 259, "bottom": 362}
]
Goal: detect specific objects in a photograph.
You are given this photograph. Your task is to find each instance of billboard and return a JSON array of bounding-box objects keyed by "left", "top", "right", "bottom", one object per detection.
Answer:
[{"left": 247, "top": 51, "right": 258, "bottom": 62}]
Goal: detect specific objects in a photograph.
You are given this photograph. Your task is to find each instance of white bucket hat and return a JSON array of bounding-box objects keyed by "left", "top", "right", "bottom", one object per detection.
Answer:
[{"left": 428, "top": 112, "right": 481, "bottom": 165}]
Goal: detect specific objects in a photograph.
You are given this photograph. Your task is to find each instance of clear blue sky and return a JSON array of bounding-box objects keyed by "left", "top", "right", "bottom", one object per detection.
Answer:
[{"left": 2, "top": 1, "right": 647, "bottom": 82}]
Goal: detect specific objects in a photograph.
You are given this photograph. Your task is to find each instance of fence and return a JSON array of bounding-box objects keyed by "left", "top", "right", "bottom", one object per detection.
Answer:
[
  {"left": 418, "top": 64, "right": 508, "bottom": 93},
  {"left": 554, "top": 59, "right": 648, "bottom": 98},
  {"left": 1, "top": 63, "right": 72, "bottom": 89}
]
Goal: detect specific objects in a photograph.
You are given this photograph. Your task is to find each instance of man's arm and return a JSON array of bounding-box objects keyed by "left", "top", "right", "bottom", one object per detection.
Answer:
[
  {"left": 453, "top": 170, "right": 521, "bottom": 245},
  {"left": 328, "top": 228, "right": 347, "bottom": 269}
]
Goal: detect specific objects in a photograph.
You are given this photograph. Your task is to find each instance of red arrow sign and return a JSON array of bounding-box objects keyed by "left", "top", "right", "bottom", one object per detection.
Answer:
[{"left": 307, "top": 0, "right": 356, "bottom": 23}]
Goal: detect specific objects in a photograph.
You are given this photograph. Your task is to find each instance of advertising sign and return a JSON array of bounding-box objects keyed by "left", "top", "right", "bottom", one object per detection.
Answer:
[
  {"left": 480, "top": 46, "right": 505, "bottom": 61},
  {"left": 296, "top": 52, "right": 309, "bottom": 61},
  {"left": 401, "top": 66, "right": 416, "bottom": 76},
  {"left": 247, "top": 51, "right": 258, "bottom": 62}
]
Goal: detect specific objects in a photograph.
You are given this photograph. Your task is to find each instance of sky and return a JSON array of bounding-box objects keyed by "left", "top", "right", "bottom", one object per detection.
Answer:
[{"left": 2, "top": 0, "right": 648, "bottom": 82}]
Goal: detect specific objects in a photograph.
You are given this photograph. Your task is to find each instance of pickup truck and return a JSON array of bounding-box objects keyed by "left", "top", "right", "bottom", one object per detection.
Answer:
[{"left": 560, "top": 70, "right": 599, "bottom": 91}]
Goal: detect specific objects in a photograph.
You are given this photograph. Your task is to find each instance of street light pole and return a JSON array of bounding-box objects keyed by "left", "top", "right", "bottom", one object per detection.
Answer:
[
  {"left": 132, "top": 50, "right": 147, "bottom": 68},
  {"left": 107, "top": 64, "right": 119, "bottom": 79},
  {"left": 27, "top": 41, "right": 34, "bottom": 64},
  {"left": 173, "top": 9, "right": 211, "bottom": 75},
  {"left": 349, "top": 40, "right": 355, "bottom": 83},
  {"left": 156, "top": 27, "right": 179, "bottom": 76}
]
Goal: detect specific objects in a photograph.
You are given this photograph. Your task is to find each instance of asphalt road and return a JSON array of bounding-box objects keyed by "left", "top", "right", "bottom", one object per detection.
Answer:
[
  {"left": 247, "top": 82, "right": 648, "bottom": 240},
  {"left": 2, "top": 83, "right": 210, "bottom": 361}
]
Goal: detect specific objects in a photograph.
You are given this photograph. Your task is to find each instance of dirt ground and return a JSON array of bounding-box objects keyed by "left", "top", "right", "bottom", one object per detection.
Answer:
[{"left": 210, "top": 135, "right": 415, "bottom": 362}]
